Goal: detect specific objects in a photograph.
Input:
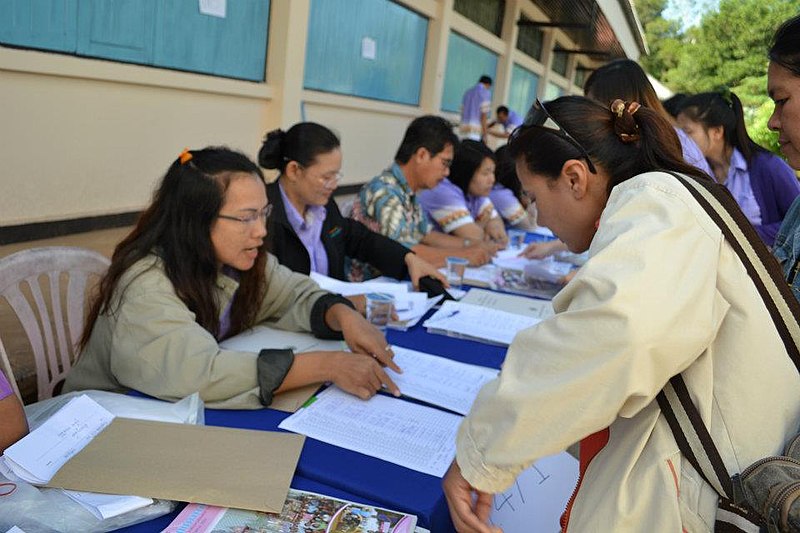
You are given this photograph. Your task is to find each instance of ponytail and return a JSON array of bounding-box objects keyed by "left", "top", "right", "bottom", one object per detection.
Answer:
[
  {"left": 257, "top": 122, "right": 340, "bottom": 173},
  {"left": 509, "top": 96, "right": 709, "bottom": 194}
]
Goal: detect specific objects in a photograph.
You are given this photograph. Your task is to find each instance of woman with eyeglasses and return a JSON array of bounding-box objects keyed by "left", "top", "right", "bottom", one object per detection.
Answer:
[
  {"left": 258, "top": 123, "right": 445, "bottom": 298},
  {"left": 443, "top": 97, "right": 800, "bottom": 531},
  {"left": 677, "top": 91, "right": 800, "bottom": 246},
  {"left": 417, "top": 140, "right": 509, "bottom": 247},
  {"left": 66, "top": 147, "right": 402, "bottom": 409}
]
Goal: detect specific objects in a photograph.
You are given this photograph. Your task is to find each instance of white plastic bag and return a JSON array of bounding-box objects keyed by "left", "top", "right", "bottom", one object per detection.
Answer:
[{"left": 0, "top": 390, "right": 204, "bottom": 532}]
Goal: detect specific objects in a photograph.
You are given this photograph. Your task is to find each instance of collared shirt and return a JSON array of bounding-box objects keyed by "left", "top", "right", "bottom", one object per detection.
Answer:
[
  {"left": 278, "top": 182, "right": 329, "bottom": 276},
  {"left": 460, "top": 83, "right": 492, "bottom": 140},
  {"left": 773, "top": 196, "right": 800, "bottom": 303},
  {"left": 217, "top": 266, "right": 240, "bottom": 340},
  {"left": 500, "top": 110, "right": 523, "bottom": 132},
  {"left": 725, "top": 147, "right": 762, "bottom": 226},
  {"left": 355, "top": 163, "right": 430, "bottom": 248},
  {"left": 488, "top": 185, "right": 528, "bottom": 226},
  {"left": 417, "top": 178, "right": 498, "bottom": 233},
  {"left": 675, "top": 127, "right": 713, "bottom": 177},
  {"left": 0, "top": 371, "right": 14, "bottom": 401}
]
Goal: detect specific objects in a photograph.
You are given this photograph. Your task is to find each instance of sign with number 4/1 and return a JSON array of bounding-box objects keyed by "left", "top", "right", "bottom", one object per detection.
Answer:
[{"left": 489, "top": 451, "right": 579, "bottom": 532}]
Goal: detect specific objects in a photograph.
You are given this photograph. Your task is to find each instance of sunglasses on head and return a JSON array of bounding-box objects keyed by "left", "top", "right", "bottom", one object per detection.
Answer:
[{"left": 511, "top": 99, "right": 597, "bottom": 174}]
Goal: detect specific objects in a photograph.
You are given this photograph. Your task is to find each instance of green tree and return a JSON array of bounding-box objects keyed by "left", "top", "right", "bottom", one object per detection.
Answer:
[
  {"left": 638, "top": 0, "right": 796, "bottom": 156},
  {"left": 637, "top": 0, "right": 683, "bottom": 80}
]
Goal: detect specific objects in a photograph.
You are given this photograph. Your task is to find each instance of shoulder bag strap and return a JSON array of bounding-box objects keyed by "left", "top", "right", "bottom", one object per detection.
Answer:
[{"left": 654, "top": 171, "right": 800, "bottom": 501}]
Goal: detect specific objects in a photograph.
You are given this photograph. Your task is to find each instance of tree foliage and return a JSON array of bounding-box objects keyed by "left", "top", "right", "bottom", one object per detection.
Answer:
[{"left": 635, "top": 0, "right": 797, "bottom": 155}]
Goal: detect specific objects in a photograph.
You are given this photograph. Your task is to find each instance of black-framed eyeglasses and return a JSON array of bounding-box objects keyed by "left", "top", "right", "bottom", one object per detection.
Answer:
[
  {"left": 512, "top": 99, "right": 597, "bottom": 174},
  {"left": 217, "top": 204, "right": 273, "bottom": 227}
]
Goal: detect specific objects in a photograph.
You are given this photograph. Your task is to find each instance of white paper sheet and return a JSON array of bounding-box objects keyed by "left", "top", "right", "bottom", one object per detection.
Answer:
[
  {"left": 387, "top": 346, "right": 497, "bottom": 415},
  {"left": 488, "top": 452, "right": 579, "bottom": 533},
  {"left": 62, "top": 489, "right": 153, "bottom": 520},
  {"left": 309, "top": 272, "right": 409, "bottom": 297},
  {"left": 388, "top": 294, "right": 442, "bottom": 330},
  {"left": 220, "top": 324, "right": 345, "bottom": 353},
  {"left": 2, "top": 395, "right": 114, "bottom": 484},
  {"left": 278, "top": 387, "right": 460, "bottom": 477},
  {"left": 423, "top": 300, "right": 542, "bottom": 346},
  {"left": 437, "top": 265, "right": 497, "bottom": 287},
  {"left": 461, "top": 288, "right": 554, "bottom": 319}
]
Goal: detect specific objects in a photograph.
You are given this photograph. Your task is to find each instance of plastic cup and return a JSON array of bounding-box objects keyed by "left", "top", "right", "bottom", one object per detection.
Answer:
[
  {"left": 365, "top": 292, "right": 395, "bottom": 329},
  {"left": 508, "top": 229, "right": 526, "bottom": 249},
  {"left": 445, "top": 257, "right": 469, "bottom": 289}
]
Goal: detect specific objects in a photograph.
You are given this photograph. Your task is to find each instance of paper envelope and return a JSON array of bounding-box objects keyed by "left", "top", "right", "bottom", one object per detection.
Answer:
[{"left": 47, "top": 418, "right": 305, "bottom": 513}]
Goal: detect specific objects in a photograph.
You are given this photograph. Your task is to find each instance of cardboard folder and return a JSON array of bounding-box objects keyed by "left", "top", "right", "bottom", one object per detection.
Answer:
[{"left": 47, "top": 418, "right": 305, "bottom": 513}]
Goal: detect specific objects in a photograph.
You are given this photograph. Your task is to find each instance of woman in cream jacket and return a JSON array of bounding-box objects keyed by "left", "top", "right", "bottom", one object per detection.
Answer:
[{"left": 443, "top": 97, "right": 800, "bottom": 531}]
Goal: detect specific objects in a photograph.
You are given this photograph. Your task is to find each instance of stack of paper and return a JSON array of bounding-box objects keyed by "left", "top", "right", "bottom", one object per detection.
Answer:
[
  {"left": 1, "top": 395, "right": 154, "bottom": 519},
  {"left": 390, "top": 293, "right": 442, "bottom": 330},
  {"left": 437, "top": 264, "right": 498, "bottom": 287},
  {"left": 461, "top": 288, "right": 554, "bottom": 320},
  {"left": 423, "top": 300, "right": 542, "bottom": 346},
  {"left": 309, "top": 271, "right": 441, "bottom": 330},
  {"left": 310, "top": 271, "right": 410, "bottom": 297}
]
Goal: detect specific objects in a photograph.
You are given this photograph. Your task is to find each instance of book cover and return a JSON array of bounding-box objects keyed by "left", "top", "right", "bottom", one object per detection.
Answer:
[{"left": 163, "top": 488, "right": 417, "bottom": 533}]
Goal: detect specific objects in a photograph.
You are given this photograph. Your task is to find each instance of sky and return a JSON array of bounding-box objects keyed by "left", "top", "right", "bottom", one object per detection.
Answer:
[{"left": 662, "top": 0, "right": 721, "bottom": 30}]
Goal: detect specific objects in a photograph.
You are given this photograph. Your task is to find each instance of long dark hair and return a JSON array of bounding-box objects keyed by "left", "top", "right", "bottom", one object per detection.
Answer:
[
  {"left": 80, "top": 147, "right": 268, "bottom": 348},
  {"left": 494, "top": 145, "right": 524, "bottom": 202},
  {"left": 769, "top": 15, "right": 800, "bottom": 76},
  {"left": 583, "top": 59, "right": 670, "bottom": 120},
  {"left": 448, "top": 140, "right": 495, "bottom": 197},
  {"left": 508, "top": 96, "right": 709, "bottom": 192},
  {"left": 258, "top": 122, "right": 340, "bottom": 172},
  {"left": 678, "top": 91, "right": 766, "bottom": 162}
]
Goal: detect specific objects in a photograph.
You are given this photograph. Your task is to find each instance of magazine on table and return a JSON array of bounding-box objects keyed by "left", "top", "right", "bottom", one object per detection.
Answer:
[{"left": 163, "top": 488, "right": 417, "bottom": 533}]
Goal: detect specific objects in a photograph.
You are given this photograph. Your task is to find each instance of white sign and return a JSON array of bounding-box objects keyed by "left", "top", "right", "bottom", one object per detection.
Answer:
[
  {"left": 361, "top": 37, "right": 377, "bottom": 60},
  {"left": 489, "top": 452, "right": 579, "bottom": 533},
  {"left": 199, "top": 0, "right": 226, "bottom": 18}
]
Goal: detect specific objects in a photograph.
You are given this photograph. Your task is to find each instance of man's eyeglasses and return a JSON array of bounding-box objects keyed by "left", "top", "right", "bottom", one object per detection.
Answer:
[
  {"left": 218, "top": 205, "right": 273, "bottom": 228},
  {"left": 512, "top": 99, "right": 597, "bottom": 174}
]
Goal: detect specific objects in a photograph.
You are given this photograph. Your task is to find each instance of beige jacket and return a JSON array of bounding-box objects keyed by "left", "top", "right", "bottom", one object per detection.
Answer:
[
  {"left": 457, "top": 171, "right": 800, "bottom": 531},
  {"left": 65, "top": 253, "right": 333, "bottom": 409}
]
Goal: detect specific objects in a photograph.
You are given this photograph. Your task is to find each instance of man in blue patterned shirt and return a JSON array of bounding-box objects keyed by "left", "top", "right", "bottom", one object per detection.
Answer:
[{"left": 352, "top": 115, "right": 497, "bottom": 268}]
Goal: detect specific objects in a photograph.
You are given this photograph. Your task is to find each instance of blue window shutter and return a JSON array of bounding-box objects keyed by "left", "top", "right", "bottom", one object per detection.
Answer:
[
  {"left": 153, "top": 0, "right": 269, "bottom": 81},
  {"left": 76, "top": 0, "right": 156, "bottom": 64},
  {"left": 304, "top": 0, "right": 428, "bottom": 106},
  {"left": 508, "top": 64, "right": 539, "bottom": 118},
  {"left": 0, "top": 0, "right": 77, "bottom": 52},
  {"left": 441, "top": 32, "right": 498, "bottom": 113}
]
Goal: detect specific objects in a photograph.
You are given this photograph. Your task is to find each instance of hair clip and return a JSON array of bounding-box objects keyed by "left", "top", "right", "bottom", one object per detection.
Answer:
[
  {"left": 611, "top": 100, "right": 641, "bottom": 117},
  {"left": 178, "top": 147, "right": 193, "bottom": 165}
]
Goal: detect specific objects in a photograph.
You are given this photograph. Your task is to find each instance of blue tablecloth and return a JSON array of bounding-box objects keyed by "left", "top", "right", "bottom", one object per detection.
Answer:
[{"left": 117, "top": 300, "right": 508, "bottom": 532}]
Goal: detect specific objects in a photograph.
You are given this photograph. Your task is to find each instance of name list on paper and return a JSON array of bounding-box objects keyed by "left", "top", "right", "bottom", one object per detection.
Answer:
[{"left": 278, "top": 387, "right": 460, "bottom": 477}]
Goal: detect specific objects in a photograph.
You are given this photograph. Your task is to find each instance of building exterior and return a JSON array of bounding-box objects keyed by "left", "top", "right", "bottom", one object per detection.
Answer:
[{"left": 0, "top": 0, "right": 645, "bottom": 235}]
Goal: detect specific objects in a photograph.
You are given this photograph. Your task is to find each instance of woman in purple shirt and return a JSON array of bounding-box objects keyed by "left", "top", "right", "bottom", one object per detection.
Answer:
[
  {"left": 678, "top": 91, "right": 800, "bottom": 245},
  {"left": 0, "top": 371, "right": 28, "bottom": 453},
  {"left": 418, "top": 140, "right": 508, "bottom": 246},
  {"left": 258, "top": 122, "right": 444, "bottom": 288}
]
